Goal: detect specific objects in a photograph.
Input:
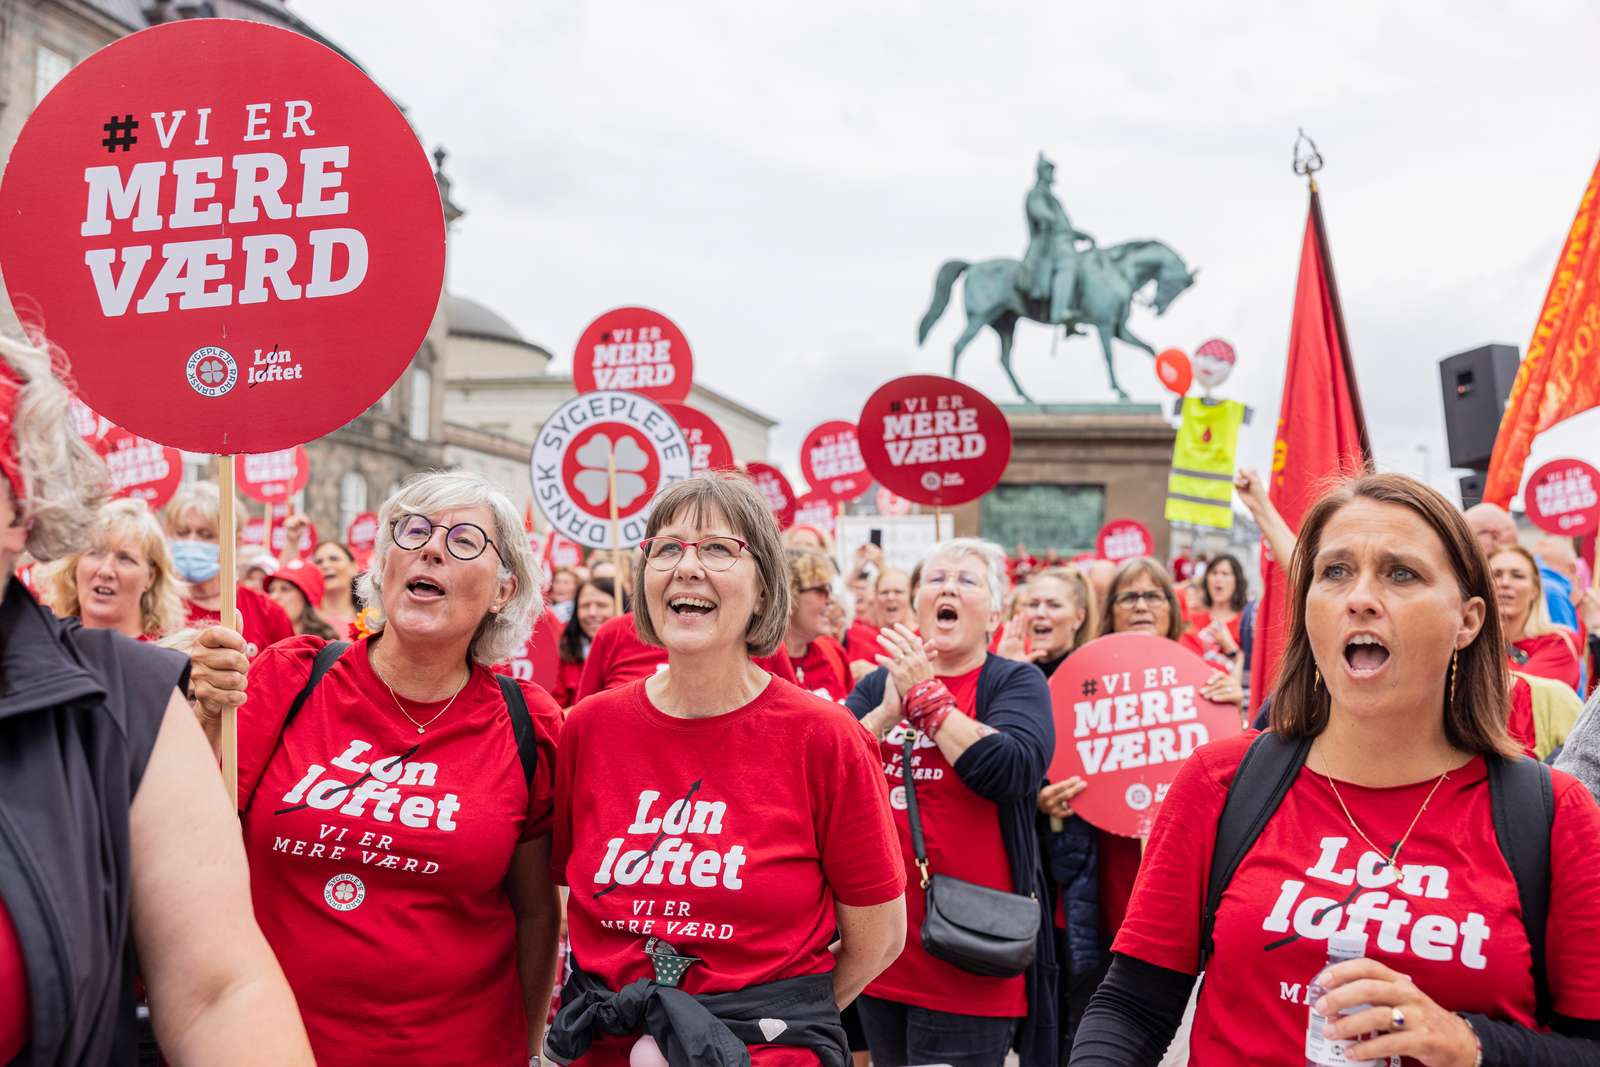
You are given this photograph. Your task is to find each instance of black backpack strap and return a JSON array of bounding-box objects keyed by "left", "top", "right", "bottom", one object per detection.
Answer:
[
  {"left": 495, "top": 673, "right": 540, "bottom": 788},
  {"left": 1200, "top": 731, "right": 1312, "bottom": 970},
  {"left": 1487, "top": 754, "right": 1555, "bottom": 1027},
  {"left": 242, "top": 640, "right": 350, "bottom": 812}
]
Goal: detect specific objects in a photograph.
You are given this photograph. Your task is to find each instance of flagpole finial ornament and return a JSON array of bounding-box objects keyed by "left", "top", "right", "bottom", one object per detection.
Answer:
[{"left": 1293, "top": 128, "right": 1324, "bottom": 189}]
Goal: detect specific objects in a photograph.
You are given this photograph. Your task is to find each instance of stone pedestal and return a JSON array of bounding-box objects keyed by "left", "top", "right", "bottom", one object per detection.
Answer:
[{"left": 951, "top": 403, "right": 1177, "bottom": 560}]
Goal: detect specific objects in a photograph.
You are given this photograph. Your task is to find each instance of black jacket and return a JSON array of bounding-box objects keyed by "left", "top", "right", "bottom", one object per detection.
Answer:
[
  {"left": 846, "top": 654, "right": 1058, "bottom": 1066},
  {"left": 0, "top": 579, "right": 188, "bottom": 1066}
]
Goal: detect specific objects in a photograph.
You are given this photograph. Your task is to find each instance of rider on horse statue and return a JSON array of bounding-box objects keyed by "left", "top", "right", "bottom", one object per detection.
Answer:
[{"left": 1019, "top": 152, "right": 1096, "bottom": 325}]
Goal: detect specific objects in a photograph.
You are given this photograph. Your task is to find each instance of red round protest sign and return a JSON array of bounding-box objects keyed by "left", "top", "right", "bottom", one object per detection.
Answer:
[
  {"left": 530, "top": 391, "right": 692, "bottom": 549},
  {"left": 502, "top": 611, "right": 562, "bottom": 694},
  {"left": 1524, "top": 459, "right": 1600, "bottom": 537},
  {"left": 1096, "top": 519, "right": 1155, "bottom": 562},
  {"left": 0, "top": 19, "right": 445, "bottom": 455},
  {"left": 572, "top": 307, "right": 693, "bottom": 403},
  {"left": 97, "top": 427, "right": 182, "bottom": 509},
  {"left": 875, "top": 487, "right": 911, "bottom": 517},
  {"left": 244, "top": 512, "right": 317, "bottom": 557},
  {"left": 662, "top": 402, "right": 734, "bottom": 474},
  {"left": 235, "top": 447, "right": 309, "bottom": 505},
  {"left": 792, "top": 490, "right": 837, "bottom": 539},
  {"left": 70, "top": 396, "right": 109, "bottom": 443},
  {"left": 800, "top": 420, "right": 873, "bottom": 503},
  {"left": 857, "top": 375, "right": 1012, "bottom": 507},
  {"left": 346, "top": 511, "right": 378, "bottom": 562},
  {"left": 1048, "top": 632, "right": 1241, "bottom": 838},
  {"left": 745, "top": 462, "right": 797, "bottom": 529}
]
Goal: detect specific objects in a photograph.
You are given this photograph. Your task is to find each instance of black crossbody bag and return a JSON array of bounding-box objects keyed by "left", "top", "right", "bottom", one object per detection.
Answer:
[{"left": 901, "top": 733, "right": 1039, "bottom": 977}]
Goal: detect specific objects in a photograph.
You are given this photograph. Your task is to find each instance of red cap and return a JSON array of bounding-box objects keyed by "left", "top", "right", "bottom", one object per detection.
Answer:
[{"left": 270, "top": 556, "right": 325, "bottom": 608}]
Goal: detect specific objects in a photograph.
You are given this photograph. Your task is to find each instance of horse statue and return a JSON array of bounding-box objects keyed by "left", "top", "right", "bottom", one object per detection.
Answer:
[{"left": 916, "top": 239, "right": 1198, "bottom": 402}]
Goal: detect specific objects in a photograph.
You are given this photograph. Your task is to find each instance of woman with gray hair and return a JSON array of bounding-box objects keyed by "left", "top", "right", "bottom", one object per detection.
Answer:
[
  {"left": 846, "top": 537, "right": 1058, "bottom": 1067},
  {"left": 547, "top": 472, "right": 906, "bottom": 1067},
  {"left": 189, "top": 469, "right": 564, "bottom": 1066},
  {"left": 0, "top": 335, "right": 312, "bottom": 1065}
]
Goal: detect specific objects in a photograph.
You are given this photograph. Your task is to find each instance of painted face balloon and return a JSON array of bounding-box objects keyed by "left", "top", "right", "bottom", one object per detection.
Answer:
[{"left": 1192, "top": 338, "right": 1237, "bottom": 390}]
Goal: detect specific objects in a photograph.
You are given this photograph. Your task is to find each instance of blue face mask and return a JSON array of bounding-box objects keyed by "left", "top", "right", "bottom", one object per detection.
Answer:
[{"left": 170, "top": 540, "right": 221, "bottom": 584}]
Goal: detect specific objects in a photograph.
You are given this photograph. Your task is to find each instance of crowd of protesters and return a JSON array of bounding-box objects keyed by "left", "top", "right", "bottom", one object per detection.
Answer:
[{"left": 4, "top": 333, "right": 1600, "bottom": 1067}]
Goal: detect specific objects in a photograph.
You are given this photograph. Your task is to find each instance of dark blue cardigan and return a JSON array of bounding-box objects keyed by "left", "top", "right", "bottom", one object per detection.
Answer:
[{"left": 846, "top": 654, "right": 1059, "bottom": 1067}]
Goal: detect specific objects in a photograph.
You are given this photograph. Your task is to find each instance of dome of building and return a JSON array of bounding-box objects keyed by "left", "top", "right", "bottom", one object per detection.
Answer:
[{"left": 446, "top": 293, "right": 539, "bottom": 350}]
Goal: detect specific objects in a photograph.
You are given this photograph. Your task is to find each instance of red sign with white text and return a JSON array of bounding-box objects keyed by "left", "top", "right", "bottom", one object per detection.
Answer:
[
  {"left": 70, "top": 396, "right": 109, "bottom": 442},
  {"left": 97, "top": 427, "right": 182, "bottom": 509},
  {"left": 345, "top": 511, "right": 378, "bottom": 562},
  {"left": 744, "top": 462, "right": 797, "bottom": 529},
  {"left": 572, "top": 307, "right": 693, "bottom": 402},
  {"left": 1048, "top": 633, "right": 1241, "bottom": 838},
  {"left": 875, "top": 487, "right": 911, "bottom": 517},
  {"left": 243, "top": 511, "right": 316, "bottom": 558},
  {"left": 1096, "top": 519, "right": 1155, "bottom": 563},
  {"left": 235, "top": 447, "right": 309, "bottom": 505},
  {"left": 857, "top": 375, "right": 1012, "bottom": 507},
  {"left": 800, "top": 420, "right": 872, "bottom": 503},
  {"left": 0, "top": 19, "right": 445, "bottom": 455},
  {"left": 792, "top": 490, "right": 837, "bottom": 539},
  {"left": 1524, "top": 459, "right": 1600, "bottom": 537},
  {"left": 662, "top": 402, "right": 734, "bottom": 474},
  {"left": 499, "top": 611, "right": 562, "bottom": 694}
]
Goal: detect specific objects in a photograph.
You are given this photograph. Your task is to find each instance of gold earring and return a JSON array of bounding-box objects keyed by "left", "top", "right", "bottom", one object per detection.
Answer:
[
  {"left": 1448, "top": 648, "right": 1459, "bottom": 707},
  {"left": 1313, "top": 667, "right": 1322, "bottom": 691}
]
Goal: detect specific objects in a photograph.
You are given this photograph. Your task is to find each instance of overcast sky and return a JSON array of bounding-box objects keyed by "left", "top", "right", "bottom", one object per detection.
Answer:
[{"left": 298, "top": 0, "right": 1600, "bottom": 504}]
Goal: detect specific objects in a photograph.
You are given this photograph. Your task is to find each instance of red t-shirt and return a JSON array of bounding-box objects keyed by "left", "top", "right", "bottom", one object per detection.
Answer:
[
  {"left": 237, "top": 636, "right": 563, "bottom": 1067},
  {"left": 866, "top": 666, "right": 1027, "bottom": 1017},
  {"left": 0, "top": 896, "right": 26, "bottom": 1064},
  {"left": 573, "top": 613, "right": 797, "bottom": 703},
  {"left": 1114, "top": 732, "right": 1600, "bottom": 1065},
  {"left": 844, "top": 619, "right": 881, "bottom": 665},
  {"left": 553, "top": 657, "right": 585, "bottom": 708},
  {"left": 1181, "top": 611, "right": 1243, "bottom": 673},
  {"left": 1507, "top": 677, "right": 1537, "bottom": 758},
  {"left": 1512, "top": 632, "right": 1581, "bottom": 691},
  {"left": 552, "top": 677, "right": 904, "bottom": 1067},
  {"left": 791, "top": 636, "right": 851, "bottom": 702},
  {"left": 185, "top": 584, "right": 294, "bottom": 659}
]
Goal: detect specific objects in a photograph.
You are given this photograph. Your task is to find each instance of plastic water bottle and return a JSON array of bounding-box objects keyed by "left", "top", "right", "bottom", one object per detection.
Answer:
[{"left": 1305, "top": 930, "right": 1380, "bottom": 1067}]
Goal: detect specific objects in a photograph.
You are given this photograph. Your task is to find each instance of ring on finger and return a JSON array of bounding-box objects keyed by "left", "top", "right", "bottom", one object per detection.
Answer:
[{"left": 1390, "top": 1007, "right": 1406, "bottom": 1030}]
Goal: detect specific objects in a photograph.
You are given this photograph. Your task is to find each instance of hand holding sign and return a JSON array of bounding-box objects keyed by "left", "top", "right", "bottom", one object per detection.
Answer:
[{"left": 1048, "top": 632, "right": 1241, "bottom": 838}]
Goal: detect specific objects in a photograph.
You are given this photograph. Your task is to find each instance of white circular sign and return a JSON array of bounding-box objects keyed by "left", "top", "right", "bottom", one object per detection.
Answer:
[
  {"left": 323, "top": 872, "right": 365, "bottom": 912},
  {"left": 530, "top": 390, "right": 692, "bottom": 549}
]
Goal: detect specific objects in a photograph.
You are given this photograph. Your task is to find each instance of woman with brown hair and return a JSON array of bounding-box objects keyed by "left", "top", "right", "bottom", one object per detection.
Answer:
[{"left": 1071, "top": 473, "right": 1600, "bottom": 1066}]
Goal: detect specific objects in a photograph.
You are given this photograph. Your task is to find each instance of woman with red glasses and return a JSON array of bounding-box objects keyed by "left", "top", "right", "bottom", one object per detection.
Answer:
[
  {"left": 189, "top": 470, "right": 565, "bottom": 1067},
  {"left": 548, "top": 473, "right": 905, "bottom": 1067}
]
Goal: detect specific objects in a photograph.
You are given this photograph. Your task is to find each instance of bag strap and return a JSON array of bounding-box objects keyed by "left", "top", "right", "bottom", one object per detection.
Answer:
[
  {"left": 1487, "top": 754, "right": 1554, "bottom": 1027},
  {"left": 902, "top": 733, "right": 931, "bottom": 889},
  {"left": 242, "top": 639, "right": 350, "bottom": 813},
  {"left": 495, "top": 673, "right": 541, "bottom": 788},
  {"left": 1200, "top": 731, "right": 1311, "bottom": 970}
]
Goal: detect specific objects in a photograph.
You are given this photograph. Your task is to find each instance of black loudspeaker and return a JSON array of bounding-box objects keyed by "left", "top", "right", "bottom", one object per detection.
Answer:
[
  {"left": 1438, "top": 344, "right": 1521, "bottom": 470},
  {"left": 1459, "top": 472, "right": 1486, "bottom": 510}
]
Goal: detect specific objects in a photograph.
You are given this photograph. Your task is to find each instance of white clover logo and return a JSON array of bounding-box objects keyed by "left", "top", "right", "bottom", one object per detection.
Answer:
[{"left": 573, "top": 432, "right": 649, "bottom": 509}]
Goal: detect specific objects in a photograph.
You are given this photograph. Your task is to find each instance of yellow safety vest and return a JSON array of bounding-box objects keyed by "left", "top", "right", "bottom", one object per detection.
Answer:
[{"left": 1165, "top": 397, "right": 1246, "bottom": 530}]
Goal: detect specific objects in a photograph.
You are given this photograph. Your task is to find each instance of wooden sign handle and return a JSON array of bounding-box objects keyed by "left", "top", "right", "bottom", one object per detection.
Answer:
[
  {"left": 216, "top": 455, "right": 240, "bottom": 805},
  {"left": 608, "top": 449, "right": 625, "bottom": 590}
]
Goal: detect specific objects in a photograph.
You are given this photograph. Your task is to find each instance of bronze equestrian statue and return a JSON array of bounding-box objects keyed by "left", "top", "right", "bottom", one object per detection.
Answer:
[{"left": 918, "top": 152, "right": 1198, "bottom": 402}]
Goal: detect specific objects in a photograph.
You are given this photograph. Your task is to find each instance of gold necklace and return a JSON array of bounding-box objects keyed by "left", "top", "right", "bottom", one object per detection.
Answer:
[
  {"left": 384, "top": 669, "right": 469, "bottom": 734},
  {"left": 1321, "top": 765, "right": 1452, "bottom": 869}
]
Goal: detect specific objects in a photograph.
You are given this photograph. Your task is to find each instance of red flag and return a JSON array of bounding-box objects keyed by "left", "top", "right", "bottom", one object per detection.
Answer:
[
  {"left": 1483, "top": 157, "right": 1600, "bottom": 507},
  {"left": 1249, "top": 185, "right": 1372, "bottom": 713}
]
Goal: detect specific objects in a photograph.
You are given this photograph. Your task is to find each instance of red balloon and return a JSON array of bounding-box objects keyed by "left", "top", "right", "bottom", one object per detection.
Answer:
[
  {"left": 800, "top": 420, "right": 873, "bottom": 503},
  {"left": 1155, "top": 349, "right": 1193, "bottom": 395},
  {"left": 661, "top": 402, "right": 734, "bottom": 474},
  {"left": 856, "top": 375, "right": 1012, "bottom": 507},
  {"left": 573, "top": 307, "right": 693, "bottom": 403},
  {"left": 1048, "top": 633, "right": 1242, "bottom": 838},
  {"left": 0, "top": 20, "right": 445, "bottom": 455},
  {"left": 743, "top": 462, "right": 797, "bottom": 529}
]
